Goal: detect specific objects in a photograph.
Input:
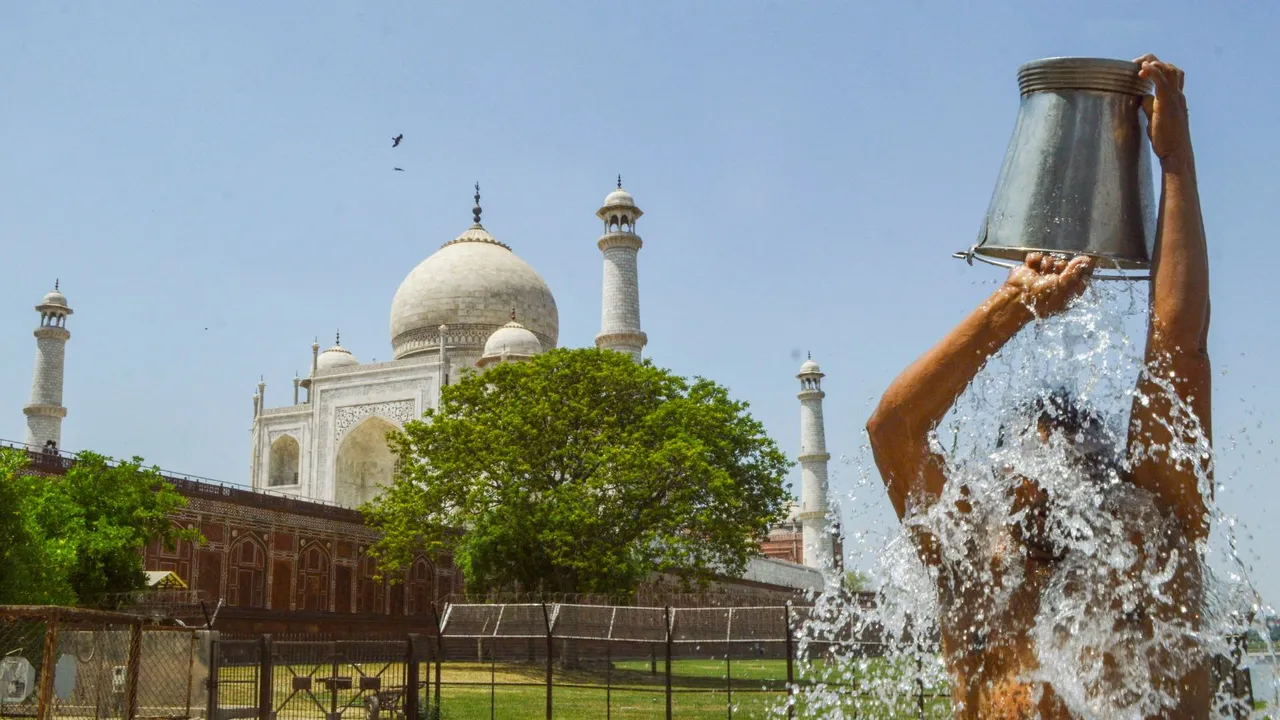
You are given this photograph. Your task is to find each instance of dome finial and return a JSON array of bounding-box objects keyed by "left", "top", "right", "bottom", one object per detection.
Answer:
[
  {"left": 473, "top": 182, "right": 482, "bottom": 225},
  {"left": 335, "top": 330, "right": 340, "bottom": 346},
  {"left": 510, "top": 307, "right": 517, "bottom": 322},
  {"left": 617, "top": 174, "right": 622, "bottom": 189},
  {"left": 808, "top": 350, "right": 811, "bottom": 360},
  {"left": 54, "top": 278, "right": 59, "bottom": 291}
]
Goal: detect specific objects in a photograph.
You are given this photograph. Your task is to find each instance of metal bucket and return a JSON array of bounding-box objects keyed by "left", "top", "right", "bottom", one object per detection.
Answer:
[{"left": 955, "top": 57, "right": 1157, "bottom": 279}]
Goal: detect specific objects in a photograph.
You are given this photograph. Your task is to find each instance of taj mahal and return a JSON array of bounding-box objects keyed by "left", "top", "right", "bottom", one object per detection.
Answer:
[
  {"left": 15, "top": 179, "right": 840, "bottom": 579},
  {"left": 247, "top": 182, "right": 584, "bottom": 509}
]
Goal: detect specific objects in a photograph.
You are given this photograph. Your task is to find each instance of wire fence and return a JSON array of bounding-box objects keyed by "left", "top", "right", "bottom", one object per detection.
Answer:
[
  {"left": 0, "top": 606, "right": 207, "bottom": 720},
  {"left": 4, "top": 604, "right": 1255, "bottom": 719},
  {"left": 206, "top": 602, "right": 950, "bottom": 720}
]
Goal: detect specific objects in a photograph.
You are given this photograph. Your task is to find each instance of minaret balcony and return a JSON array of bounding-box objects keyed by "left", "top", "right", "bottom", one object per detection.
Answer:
[
  {"left": 23, "top": 404, "right": 67, "bottom": 419},
  {"left": 33, "top": 325, "right": 71, "bottom": 341},
  {"left": 597, "top": 233, "right": 644, "bottom": 252},
  {"left": 594, "top": 331, "right": 648, "bottom": 349}
]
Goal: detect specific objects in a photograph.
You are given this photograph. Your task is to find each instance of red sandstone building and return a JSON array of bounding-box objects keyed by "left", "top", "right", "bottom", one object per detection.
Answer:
[
  {"left": 11, "top": 443, "right": 827, "bottom": 633},
  {"left": 13, "top": 444, "right": 460, "bottom": 633}
]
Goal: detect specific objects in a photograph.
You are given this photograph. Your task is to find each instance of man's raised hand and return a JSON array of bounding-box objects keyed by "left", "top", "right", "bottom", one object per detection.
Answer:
[
  {"left": 1135, "top": 54, "right": 1193, "bottom": 172},
  {"left": 1004, "top": 252, "right": 1096, "bottom": 318}
]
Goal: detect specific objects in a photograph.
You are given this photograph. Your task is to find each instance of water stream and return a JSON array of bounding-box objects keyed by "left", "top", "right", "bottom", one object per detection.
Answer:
[{"left": 783, "top": 280, "right": 1275, "bottom": 718}]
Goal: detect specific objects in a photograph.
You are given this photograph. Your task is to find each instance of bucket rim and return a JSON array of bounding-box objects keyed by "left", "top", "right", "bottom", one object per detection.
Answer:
[
  {"left": 953, "top": 245, "right": 1151, "bottom": 280},
  {"left": 1017, "top": 57, "right": 1151, "bottom": 96},
  {"left": 974, "top": 244, "right": 1148, "bottom": 269},
  {"left": 1018, "top": 56, "right": 1142, "bottom": 73}
]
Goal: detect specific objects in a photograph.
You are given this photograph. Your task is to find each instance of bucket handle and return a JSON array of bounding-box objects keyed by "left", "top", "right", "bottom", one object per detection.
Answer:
[{"left": 952, "top": 246, "right": 1148, "bottom": 281}]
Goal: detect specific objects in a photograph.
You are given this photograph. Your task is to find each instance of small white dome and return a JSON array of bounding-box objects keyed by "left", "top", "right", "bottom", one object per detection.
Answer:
[
  {"left": 596, "top": 181, "right": 643, "bottom": 224},
  {"left": 482, "top": 318, "right": 543, "bottom": 360},
  {"left": 317, "top": 344, "right": 359, "bottom": 370},
  {"left": 800, "top": 358, "right": 821, "bottom": 374},
  {"left": 42, "top": 289, "right": 68, "bottom": 307},
  {"left": 602, "top": 188, "right": 635, "bottom": 208}
]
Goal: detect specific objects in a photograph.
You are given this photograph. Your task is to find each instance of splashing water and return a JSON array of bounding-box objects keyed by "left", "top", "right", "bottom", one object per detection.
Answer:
[{"left": 784, "top": 281, "right": 1274, "bottom": 718}]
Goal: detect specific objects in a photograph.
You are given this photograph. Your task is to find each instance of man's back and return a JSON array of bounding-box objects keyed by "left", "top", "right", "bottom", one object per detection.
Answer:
[{"left": 926, "top": 481, "right": 1206, "bottom": 718}]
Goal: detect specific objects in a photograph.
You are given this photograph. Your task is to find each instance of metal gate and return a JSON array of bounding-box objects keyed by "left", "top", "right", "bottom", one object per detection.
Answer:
[{"left": 211, "top": 635, "right": 414, "bottom": 720}]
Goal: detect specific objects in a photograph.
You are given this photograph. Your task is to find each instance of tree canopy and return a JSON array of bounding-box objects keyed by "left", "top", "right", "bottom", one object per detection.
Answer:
[
  {"left": 0, "top": 448, "right": 196, "bottom": 606},
  {"left": 363, "top": 348, "right": 793, "bottom": 596},
  {"left": 843, "top": 570, "right": 873, "bottom": 594}
]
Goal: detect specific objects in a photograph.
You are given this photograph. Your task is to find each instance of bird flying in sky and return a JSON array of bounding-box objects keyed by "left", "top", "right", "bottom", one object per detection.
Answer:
[
  {"left": 392, "top": 134, "right": 403, "bottom": 148},
  {"left": 393, "top": 167, "right": 404, "bottom": 172}
]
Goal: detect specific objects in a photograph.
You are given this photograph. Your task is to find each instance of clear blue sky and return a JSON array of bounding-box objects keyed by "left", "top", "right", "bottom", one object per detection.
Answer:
[{"left": 2, "top": 2, "right": 1276, "bottom": 602}]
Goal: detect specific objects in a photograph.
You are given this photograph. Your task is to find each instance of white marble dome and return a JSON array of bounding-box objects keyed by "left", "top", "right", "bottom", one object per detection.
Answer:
[
  {"left": 800, "top": 358, "right": 821, "bottom": 374},
  {"left": 482, "top": 317, "right": 543, "bottom": 359},
  {"left": 390, "top": 223, "right": 558, "bottom": 360},
  {"left": 41, "top": 289, "right": 68, "bottom": 307},
  {"left": 602, "top": 188, "right": 635, "bottom": 208},
  {"left": 317, "top": 344, "right": 359, "bottom": 371}
]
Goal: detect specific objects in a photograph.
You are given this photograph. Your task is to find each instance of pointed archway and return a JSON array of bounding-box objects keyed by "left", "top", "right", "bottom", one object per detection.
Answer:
[
  {"left": 334, "top": 416, "right": 399, "bottom": 507},
  {"left": 226, "top": 536, "right": 266, "bottom": 608},
  {"left": 268, "top": 435, "right": 300, "bottom": 487}
]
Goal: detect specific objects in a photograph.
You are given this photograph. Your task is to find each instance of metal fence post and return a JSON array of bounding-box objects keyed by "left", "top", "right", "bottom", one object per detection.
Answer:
[
  {"left": 35, "top": 611, "right": 59, "bottom": 720},
  {"left": 206, "top": 631, "right": 222, "bottom": 720},
  {"left": 405, "top": 634, "right": 420, "bottom": 720},
  {"left": 431, "top": 603, "right": 443, "bottom": 717},
  {"left": 916, "top": 655, "right": 925, "bottom": 719},
  {"left": 185, "top": 631, "right": 196, "bottom": 720},
  {"left": 784, "top": 602, "right": 794, "bottom": 720},
  {"left": 329, "top": 640, "right": 340, "bottom": 720},
  {"left": 489, "top": 645, "right": 496, "bottom": 720},
  {"left": 125, "top": 622, "right": 143, "bottom": 720},
  {"left": 725, "top": 607, "right": 736, "bottom": 720},
  {"left": 726, "top": 641, "right": 733, "bottom": 720},
  {"left": 258, "top": 634, "right": 273, "bottom": 720},
  {"left": 541, "top": 603, "right": 553, "bottom": 720},
  {"left": 664, "top": 605, "right": 673, "bottom": 720}
]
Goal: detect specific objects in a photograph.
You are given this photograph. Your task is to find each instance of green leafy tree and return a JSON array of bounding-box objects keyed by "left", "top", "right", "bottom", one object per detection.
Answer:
[
  {"left": 0, "top": 450, "right": 72, "bottom": 604},
  {"left": 0, "top": 448, "right": 197, "bottom": 607},
  {"left": 364, "top": 348, "right": 793, "bottom": 596},
  {"left": 842, "top": 569, "right": 873, "bottom": 594}
]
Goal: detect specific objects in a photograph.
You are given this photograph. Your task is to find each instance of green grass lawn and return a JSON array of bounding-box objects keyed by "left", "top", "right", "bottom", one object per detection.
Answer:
[{"left": 217, "top": 658, "right": 953, "bottom": 719}]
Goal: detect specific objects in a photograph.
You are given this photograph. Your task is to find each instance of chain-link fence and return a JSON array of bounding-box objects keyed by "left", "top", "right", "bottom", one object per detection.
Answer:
[
  {"left": 202, "top": 602, "right": 951, "bottom": 720},
  {"left": 0, "top": 606, "right": 207, "bottom": 720},
  {"left": 9, "top": 604, "right": 1253, "bottom": 719}
]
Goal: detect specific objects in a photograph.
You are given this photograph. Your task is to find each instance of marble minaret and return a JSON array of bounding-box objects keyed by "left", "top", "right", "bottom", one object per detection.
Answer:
[
  {"left": 594, "top": 177, "right": 647, "bottom": 361},
  {"left": 24, "top": 282, "right": 73, "bottom": 450},
  {"left": 797, "top": 354, "right": 833, "bottom": 570}
]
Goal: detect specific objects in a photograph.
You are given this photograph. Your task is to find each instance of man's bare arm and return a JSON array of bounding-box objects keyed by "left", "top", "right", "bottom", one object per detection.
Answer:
[
  {"left": 867, "top": 254, "right": 1094, "bottom": 521},
  {"left": 1126, "top": 56, "right": 1212, "bottom": 540}
]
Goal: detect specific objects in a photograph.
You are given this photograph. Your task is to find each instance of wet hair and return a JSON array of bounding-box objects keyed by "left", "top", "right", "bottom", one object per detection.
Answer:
[
  {"left": 997, "top": 388, "right": 1117, "bottom": 559},
  {"left": 995, "top": 386, "right": 1119, "bottom": 484},
  {"left": 996, "top": 387, "right": 1104, "bottom": 448},
  {"left": 1031, "top": 387, "right": 1105, "bottom": 439}
]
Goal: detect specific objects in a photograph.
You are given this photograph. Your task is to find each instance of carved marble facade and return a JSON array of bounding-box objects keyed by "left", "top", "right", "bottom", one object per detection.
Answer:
[{"left": 250, "top": 359, "right": 436, "bottom": 507}]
